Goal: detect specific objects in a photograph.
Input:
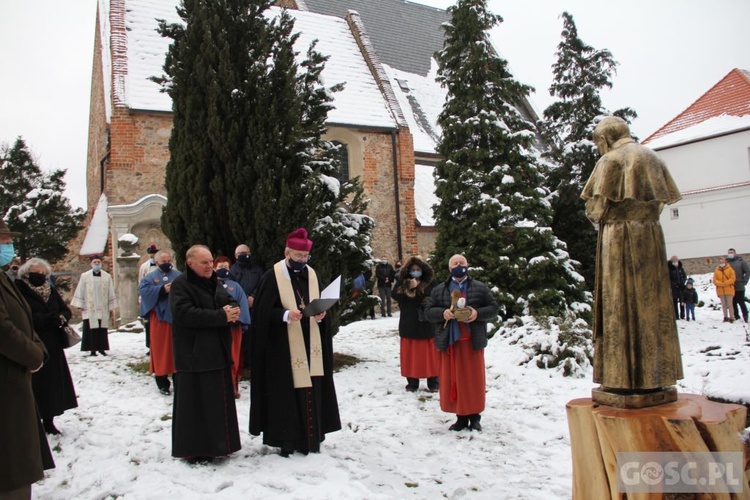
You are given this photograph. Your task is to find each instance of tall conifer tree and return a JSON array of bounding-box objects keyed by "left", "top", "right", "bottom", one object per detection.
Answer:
[
  {"left": 431, "top": 0, "right": 589, "bottom": 321},
  {"left": 155, "top": 0, "right": 375, "bottom": 326},
  {"left": 0, "top": 138, "right": 84, "bottom": 262},
  {"left": 539, "top": 12, "right": 636, "bottom": 288}
]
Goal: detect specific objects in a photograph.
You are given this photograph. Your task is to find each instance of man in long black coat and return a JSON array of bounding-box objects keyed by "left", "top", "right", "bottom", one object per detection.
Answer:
[
  {"left": 249, "top": 228, "right": 341, "bottom": 457},
  {"left": 169, "top": 244, "right": 241, "bottom": 463}
]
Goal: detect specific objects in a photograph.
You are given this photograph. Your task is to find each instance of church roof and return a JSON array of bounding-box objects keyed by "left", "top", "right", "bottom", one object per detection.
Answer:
[
  {"left": 302, "top": 0, "right": 449, "bottom": 77},
  {"left": 643, "top": 68, "right": 750, "bottom": 147},
  {"left": 114, "top": 1, "right": 397, "bottom": 129}
]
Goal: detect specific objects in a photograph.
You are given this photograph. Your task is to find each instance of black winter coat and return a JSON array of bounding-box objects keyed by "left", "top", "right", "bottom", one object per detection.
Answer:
[
  {"left": 169, "top": 267, "right": 234, "bottom": 373},
  {"left": 375, "top": 263, "right": 395, "bottom": 288},
  {"left": 424, "top": 277, "right": 499, "bottom": 352},
  {"left": 229, "top": 261, "right": 264, "bottom": 298},
  {"left": 667, "top": 261, "right": 687, "bottom": 292},
  {"left": 392, "top": 256, "right": 434, "bottom": 340},
  {"left": 15, "top": 280, "right": 78, "bottom": 420}
]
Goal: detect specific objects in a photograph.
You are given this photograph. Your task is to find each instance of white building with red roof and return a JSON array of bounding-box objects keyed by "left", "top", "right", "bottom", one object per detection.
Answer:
[{"left": 643, "top": 68, "right": 750, "bottom": 268}]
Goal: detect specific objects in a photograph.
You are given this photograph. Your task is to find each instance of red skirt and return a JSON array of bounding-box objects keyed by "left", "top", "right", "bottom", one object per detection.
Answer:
[
  {"left": 230, "top": 324, "right": 243, "bottom": 394},
  {"left": 438, "top": 339, "right": 485, "bottom": 415},
  {"left": 400, "top": 337, "right": 439, "bottom": 378},
  {"left": 149, "top": 311, "right": 175, "bottom": 376}
]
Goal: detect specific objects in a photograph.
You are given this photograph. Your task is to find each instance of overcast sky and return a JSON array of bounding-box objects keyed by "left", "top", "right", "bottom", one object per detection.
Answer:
[{"left": 1, "top": 0, "right": 749, "bottom": 210}]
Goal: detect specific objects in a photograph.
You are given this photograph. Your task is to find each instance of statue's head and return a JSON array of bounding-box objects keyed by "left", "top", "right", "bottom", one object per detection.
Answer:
[{"left": 593, "top": 116, "right": 631, "bottom": 154}]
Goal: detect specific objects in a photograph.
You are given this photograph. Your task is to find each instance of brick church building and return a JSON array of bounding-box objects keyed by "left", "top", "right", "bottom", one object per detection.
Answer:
[{"left": 71, "top": 0, "right": 539, "bottom": 320}]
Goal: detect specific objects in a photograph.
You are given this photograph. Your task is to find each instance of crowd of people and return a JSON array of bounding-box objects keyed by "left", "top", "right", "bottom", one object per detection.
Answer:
[
  {"left": 3, "top": 209, "right": 750, "bottom": 496},
  {"left": 668, "top": 248, "right": 750, "bottom": 323}
]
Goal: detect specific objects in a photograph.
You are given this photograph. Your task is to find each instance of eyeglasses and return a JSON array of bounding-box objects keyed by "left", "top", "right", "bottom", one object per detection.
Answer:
[{"left": 290, "top": 253, "right": 312, "bottom": 262}]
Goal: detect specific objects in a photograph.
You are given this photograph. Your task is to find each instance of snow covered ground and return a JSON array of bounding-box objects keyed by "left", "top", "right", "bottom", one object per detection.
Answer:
[{"left": 35, "top": 274, "right": 749, "bottom": 499}]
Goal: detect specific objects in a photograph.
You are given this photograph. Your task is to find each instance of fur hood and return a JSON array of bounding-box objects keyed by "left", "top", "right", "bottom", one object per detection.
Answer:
[{"left": 396, "top": 255, "right": 434, "bottom": 297}]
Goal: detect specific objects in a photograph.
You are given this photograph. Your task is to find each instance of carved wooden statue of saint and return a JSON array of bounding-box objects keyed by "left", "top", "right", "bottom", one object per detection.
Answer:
[{"left": 581, "top": 116, "right": 684, "bottom": 408}]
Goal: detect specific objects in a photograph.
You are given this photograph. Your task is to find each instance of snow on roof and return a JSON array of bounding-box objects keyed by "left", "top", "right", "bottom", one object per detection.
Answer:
[
  {"left": 414, "top": 163, "right": 439, "bottom": 226},
  {"left": 646, "top": 114, "right": 750, "bottom": 150},
  {"left": 79, "top": 193, "right": 109, "bottom": 256},
  {"left": 383, "top": 61, "right": 445, "bottom": 155},
  {"left": 644, "top": 68, "right": 750, "bottom": 144},
  {"left": 121, "top": 2, "right": 396, "bottom": 128}
]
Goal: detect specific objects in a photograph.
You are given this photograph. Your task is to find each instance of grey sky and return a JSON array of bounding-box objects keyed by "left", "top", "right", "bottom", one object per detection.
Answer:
[{"left": 1, "top": 0, "right": 749, "bottom": 209}]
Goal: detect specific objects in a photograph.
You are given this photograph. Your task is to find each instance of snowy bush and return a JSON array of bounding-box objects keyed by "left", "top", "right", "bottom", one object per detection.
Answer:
[{"left": 497, "top": 314, "right": 593, "bottom": 378}]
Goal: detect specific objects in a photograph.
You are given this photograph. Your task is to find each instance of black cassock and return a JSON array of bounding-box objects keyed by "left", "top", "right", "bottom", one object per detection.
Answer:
[{"left": 249, "top": 265, "right": 341, "bottom": 454}]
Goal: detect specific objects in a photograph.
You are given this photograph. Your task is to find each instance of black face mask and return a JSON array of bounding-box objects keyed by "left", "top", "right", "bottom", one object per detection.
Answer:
[
  {"left": 27, "top": 272, "right": 47, "bottom": 287},
  {"left": 159, "top": 263, "right": 173, "bottom": 273},
  {"left": 215, "top": 268, "right": 230, "bottom": 279},
  {"left": 450, "top": 265, "right": 468, "bottom": 278},
  {"left": 288, "top": 259, "right": 306, "bottom": 272},
  {"left": 237, "top": 254, "right": 252, "bottom": 265}
]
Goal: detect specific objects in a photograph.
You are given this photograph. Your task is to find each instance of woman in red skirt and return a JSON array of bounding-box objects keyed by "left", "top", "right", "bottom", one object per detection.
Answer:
[{"left": 392, "top": 255, "right": 439, "bottom": 392}]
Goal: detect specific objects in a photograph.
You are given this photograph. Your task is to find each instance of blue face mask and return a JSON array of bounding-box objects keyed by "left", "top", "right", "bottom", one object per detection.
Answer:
[
  {"left": 0, "top": 243, "right": 14, "bottom": 268},
  {"left": 288, "top": 258, "right": 307, "bottom": 272},
  {"left": 92, "top": 264, "right": 102, "bottom": 272},
  {"left": 409, "top": 270, "right": 422, "bottom": 279},
  {"left": 215, "top": 268, "right": 230, "bottom": 279},
  {"left": 450, "top": 265, "right": 468, "bottom": 278}
]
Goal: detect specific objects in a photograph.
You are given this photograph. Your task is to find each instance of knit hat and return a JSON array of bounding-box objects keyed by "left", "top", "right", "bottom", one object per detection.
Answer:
[
  {"left": 686, "top": 277, "right": 694, "bottom": 285},
  {"left": 286, "top": 228, "right": 313, "bottom": 252},
  {"left": 146, "top": 244, "right": 158, "bottom": 255}
]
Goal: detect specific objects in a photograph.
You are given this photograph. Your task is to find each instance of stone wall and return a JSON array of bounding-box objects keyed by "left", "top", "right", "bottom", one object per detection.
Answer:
[{"left": 681, "top": 253, "right": 750, "bottom": 277}]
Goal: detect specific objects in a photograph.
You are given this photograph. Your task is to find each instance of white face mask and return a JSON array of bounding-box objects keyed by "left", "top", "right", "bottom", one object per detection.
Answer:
[
  {"left": 727, "top": 253, "right": 735, "bottom": 259},
  {"left": 719, "top": 263, "right": 726, "bottom": 268}
]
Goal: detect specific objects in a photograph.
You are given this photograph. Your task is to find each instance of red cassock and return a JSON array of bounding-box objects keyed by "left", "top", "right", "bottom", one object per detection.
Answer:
[
  {"left": 149, "top": 311, "right": 175, "bottom": 377},
  {"left": 438, "top": 319, "right": 485, "bottom": 416},
  {"left": 229, "top": 324, "right": 243, "bottom": 397},
  {"left": 400, "top": 337, "right": 439, "bottom": 378}
]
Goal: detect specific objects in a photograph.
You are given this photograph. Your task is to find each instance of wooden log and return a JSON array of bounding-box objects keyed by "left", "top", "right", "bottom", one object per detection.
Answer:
[{"left": 566, "top": 394, "right": 750, "bottom": 500}]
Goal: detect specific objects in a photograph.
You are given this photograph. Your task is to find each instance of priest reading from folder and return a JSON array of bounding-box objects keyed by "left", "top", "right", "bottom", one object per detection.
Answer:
[{"left": 249, "top": 228, "right": 341, "bottom": 457}]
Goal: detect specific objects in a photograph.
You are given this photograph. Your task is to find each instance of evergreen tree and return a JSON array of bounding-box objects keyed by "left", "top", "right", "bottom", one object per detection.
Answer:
[
  {"left": 155, "top": 0, "right": 376, "bottom": 327},
  {"left": 0, "top": 138, "right": 84, "bottom": 263},
  {"left": 539, "top": 12, "right": 636, "bottom": 289},
  {"left": 431, "top": 0, "right": 589, "bottom": 322}
]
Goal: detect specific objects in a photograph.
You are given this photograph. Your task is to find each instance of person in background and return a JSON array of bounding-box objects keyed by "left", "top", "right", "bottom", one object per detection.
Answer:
[
  {"left": 4, "top": 257, "right": 22, "bottom": 281},
  {"left": 392, "top": 255, "right": 438, "bottom": 392},
  {"left": 0, "top": 220, "right": 55, "bottom": 499},
  {"left": 713, "top": 257, "right": 736, "bottom": 323},
  {"left": 214, "top": 257, "right": 250, "bottom": 398},
  {"left": 139, "top": 251, "right": 180, "bottom": 395},
  {"left": 682, "top": 278, "right": 698, "bottom": 322},
  {"left": 726, "top": 248, "right": 749, "bottom": 323},
  {"left": 229, "top": 244, "right": 264, "bottom": 309},
  {"left": 424, "top": 254, "right": 499, "bottom": 432},
  {"left": 250, "top": 228, "right": 340, "bottom": 457},
  {"left": 138, "top": 244, "right": 159, "bottom": 352},
  {"left": 376, "top": 257, "right": 395, "bottom": 317},
  {"left": 72, "top": 255, "right": 117, "bottom": 356},
  {"left": 15, "top": 258, "right": 78, "bottom": 435},
  {"left": 667, "top": 255, "right": 687, "bottom": 320},
  {"left": 394, "top": 259, "right": 403, "bottom": 277},
  {"left": 169, "top": 245, "right": 241, "bottom": 464}
]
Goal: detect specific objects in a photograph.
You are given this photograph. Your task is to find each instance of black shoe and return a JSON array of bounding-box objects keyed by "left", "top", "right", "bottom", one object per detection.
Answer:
[
  {"left": 388, "top": 314, "right": 392, "bottom": 317},
  {"left": 98, "top": 351, "right": 108, "bottom": 356},
  {"left": 449, "top": 416, "right": 469, "bottom": 431},
  {"left": 159, "top": 388, "right": 171, "bottom": 396},
  {"left": 280, "top": 447, "right": 294, "bottom": 458},
  {"left": 90, "top": 351, "right": 98, "bottom": 356},
  {"left": 427, "top": 377, "right": 439, "bottom": 392},
  {"left": 469, "top": 414, "right": 482, "bottom": 432},
  {"left": 405, "top": 378, "right": 419, "bottom": 392},
  {"left": 186, "top": 456, "right": 213, "bottom": 465},
  {"left": 43, "top": 419, "right": 61, "bottom": 435}
]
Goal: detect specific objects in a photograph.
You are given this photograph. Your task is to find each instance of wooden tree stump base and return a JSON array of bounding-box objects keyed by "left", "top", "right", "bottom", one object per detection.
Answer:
[{"left": 566, "top": 393, "right": 750, "bottom": 499}]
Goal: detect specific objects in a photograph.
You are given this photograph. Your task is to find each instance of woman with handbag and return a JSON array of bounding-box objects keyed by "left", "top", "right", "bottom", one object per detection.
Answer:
[{"left": 15, "top": 258, "right": 78, "bottom": 435}]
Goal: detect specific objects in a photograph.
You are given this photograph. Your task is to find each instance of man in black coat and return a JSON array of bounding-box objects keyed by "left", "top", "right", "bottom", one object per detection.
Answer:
[
  {"left": 424, "top": 254, "right": 498, "bottom": 432},
  {"left": 375, "top": 257, "right": 395, "bottom": 317},
  {"left": 667, "top": 255, "right": 687, "bottom": 320},
  {"left": 229, "top": 244, "right": 264, "bottom": 308},
  {"left": 168, "top": 245, "right": 241, "bottom": 463},
  {"left": 249, "top": 228, "right": 340, "bottom": 457}
]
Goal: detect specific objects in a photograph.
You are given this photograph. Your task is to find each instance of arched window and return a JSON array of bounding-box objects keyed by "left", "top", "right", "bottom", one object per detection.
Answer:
[{"left": 331, "top": 140, "right": 349, "bottom": 183}]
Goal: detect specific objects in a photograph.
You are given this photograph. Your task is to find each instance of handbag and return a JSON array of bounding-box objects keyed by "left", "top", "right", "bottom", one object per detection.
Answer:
[{"left": 60, "top": 315, "right": 82, "bottom": 348}]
